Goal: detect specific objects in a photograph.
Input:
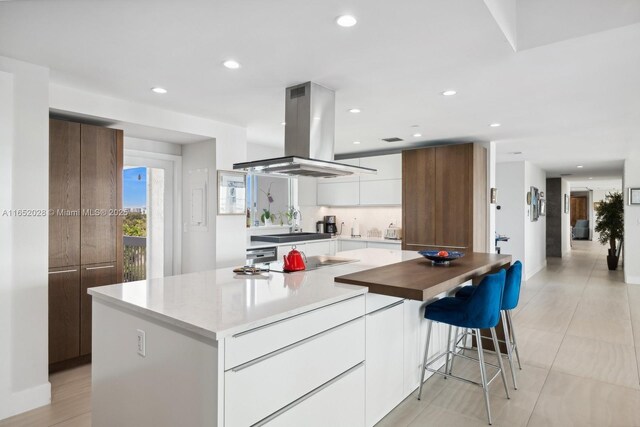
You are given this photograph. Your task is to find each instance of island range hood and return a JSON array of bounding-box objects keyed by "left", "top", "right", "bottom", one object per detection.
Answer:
[{"left": 233, "top": 82, "right": 376, "bottom": 178}]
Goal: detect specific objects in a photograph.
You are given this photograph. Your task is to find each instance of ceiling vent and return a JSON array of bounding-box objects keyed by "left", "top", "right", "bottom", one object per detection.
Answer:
[
  {"left": 382, "top": 137, "right": 404, "bottom": 143},
  {"left": 560, "top": 173, "right": 573, "bottom": 177}
]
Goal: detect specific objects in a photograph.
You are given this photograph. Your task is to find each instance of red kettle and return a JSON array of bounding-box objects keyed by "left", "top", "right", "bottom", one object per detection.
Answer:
[{"left": 283, "top": 246, "right": 306, "bottom": 272}]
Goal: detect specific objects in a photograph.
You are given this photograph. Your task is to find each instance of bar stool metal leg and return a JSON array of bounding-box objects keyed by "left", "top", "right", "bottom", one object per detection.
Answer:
[
  {"left": 417, "top": 319, "right": 433, "bottom": 401},
  {"left": 501, "top": 311, "right": 518, "bottom": 389},
  {"left": 506, "top": 310, "right": 522, "bottom": 370},
  {"left": 475, "top": 328, "right": 493, "bottom": 425},
  {"left": 448, "top": 326, "right": 460, "bottom": 375},
  {"left": 490, "top": 327, "right": 511, "bottom": 400},
  {"left": 444, "top": 324, "right": 453, "bottom": 379}
]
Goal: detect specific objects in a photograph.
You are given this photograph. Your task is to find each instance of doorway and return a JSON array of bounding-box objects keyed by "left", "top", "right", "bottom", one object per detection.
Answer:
[{"left": 570, "top": 195, "right": 588, "bottom": 227}]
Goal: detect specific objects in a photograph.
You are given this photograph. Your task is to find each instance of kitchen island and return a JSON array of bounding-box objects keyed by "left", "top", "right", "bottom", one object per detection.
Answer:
[{"left": 89, "top": 248, "right": 510, "bottom": 427}]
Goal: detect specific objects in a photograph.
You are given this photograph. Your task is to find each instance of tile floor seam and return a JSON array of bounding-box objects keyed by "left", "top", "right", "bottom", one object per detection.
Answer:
[{"left": 524, "top": 247, "right": 594, "bottom": 427}]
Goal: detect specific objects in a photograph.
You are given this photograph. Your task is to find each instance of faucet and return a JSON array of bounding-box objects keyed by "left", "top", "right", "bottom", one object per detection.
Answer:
[{"left": 292, "top": 208, "right": 302, "bottom": 232}]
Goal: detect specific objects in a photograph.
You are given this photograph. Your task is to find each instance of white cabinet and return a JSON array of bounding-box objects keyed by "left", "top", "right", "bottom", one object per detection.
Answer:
[
  {"left": 264, "top": 364, "right": 365, "bottom": 427},
  {"left": 278, "top": 241, "right": 333, "bottom": 259},
  {"left": 366, "top": 300, "right": 405, "bottom": 427},
  {"left": 338, "top": 240, "right": 368, "bottom": 252},
  {"left": 359, "top": 179, "right": 402, "bottom": 205},
  {"left": 366, "top": 241, "right": 402, "bottom": 250},
  {"left": 360, "top": 154, "right": 401, "bottom": 181},
  {"left": 225, "top": 317, "right": 365, "bottom": 426},
  {"left": 317, "top": 181, "right": 359, "bottom": 206},
  {"left": 338, "top": 239, "right": 402, "bottom": 252}
]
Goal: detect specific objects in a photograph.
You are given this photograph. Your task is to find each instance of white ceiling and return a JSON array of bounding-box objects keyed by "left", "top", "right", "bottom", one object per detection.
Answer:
[{"left": 1, "top": 0, "right": 638, "bottom": 178}]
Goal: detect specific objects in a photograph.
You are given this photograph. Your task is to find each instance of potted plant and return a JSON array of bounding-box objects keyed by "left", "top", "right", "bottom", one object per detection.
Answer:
[
  {"left": 594, "top": 191, "right": 624, "bottom": 270},
  {"left": 260, "top": 209, "right": 273, "bottom": 225}
]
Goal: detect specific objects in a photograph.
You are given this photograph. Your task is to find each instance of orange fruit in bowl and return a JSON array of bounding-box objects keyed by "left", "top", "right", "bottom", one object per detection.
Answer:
[{"left": 437, "top": 250, "right": 449, "bottom": 257}]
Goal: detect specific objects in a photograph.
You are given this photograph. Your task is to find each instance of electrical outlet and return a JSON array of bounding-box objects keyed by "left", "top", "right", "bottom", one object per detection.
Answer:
[{"left": 136, "top": 329, "right": 146, "bottom": 357}]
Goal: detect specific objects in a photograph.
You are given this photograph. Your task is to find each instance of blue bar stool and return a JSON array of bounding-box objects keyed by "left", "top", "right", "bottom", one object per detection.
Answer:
[
  {"left": 417, "top": 270, "right": 510, "bottom": 425},
  {"left": 453, "top": 261, "right": 523, "bottom": 389}
]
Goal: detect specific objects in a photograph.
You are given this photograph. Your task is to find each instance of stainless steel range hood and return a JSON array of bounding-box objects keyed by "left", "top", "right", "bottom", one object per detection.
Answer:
[{"left": 233, "top": 82, "right": 376, "bottom": 178}]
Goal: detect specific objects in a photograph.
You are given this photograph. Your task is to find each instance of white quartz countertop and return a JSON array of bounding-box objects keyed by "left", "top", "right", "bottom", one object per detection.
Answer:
[
  {"left": 89, "top": 248, "right": 421, "bottom": 341},
  {"left": 247, "top": 235, "right": 402, "bottom": 249}
]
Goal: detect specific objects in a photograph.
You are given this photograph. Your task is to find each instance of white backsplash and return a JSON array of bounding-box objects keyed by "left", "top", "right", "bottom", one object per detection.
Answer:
[{"left": 300, "top": 206, "right": 402, "bottom": 236}]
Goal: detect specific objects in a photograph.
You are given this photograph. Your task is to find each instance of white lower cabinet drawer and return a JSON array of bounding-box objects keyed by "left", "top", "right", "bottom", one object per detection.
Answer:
[
  {"left": 224, "top": 317, "right": 365, "bottom": 427},
  {"left": 262, "top": 363, "right": 365, "bottom": 427},
  {"left": 225, "top": 295, "right": 365, "bottom": 369}
]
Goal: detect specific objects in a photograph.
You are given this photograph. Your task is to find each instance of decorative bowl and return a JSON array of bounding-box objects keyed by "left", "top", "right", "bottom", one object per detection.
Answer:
[{"left": 418, "top": 250, "right": 465, "bottom": 266}]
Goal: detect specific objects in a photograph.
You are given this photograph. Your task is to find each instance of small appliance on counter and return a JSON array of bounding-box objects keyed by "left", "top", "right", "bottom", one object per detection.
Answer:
[
  {"left": 282, "top": 246, "right": 307, "bottom": 272},
  {"left": 324, "top": 215, "right": 337, "bottom": 235},
  {"left": 316, "top": 221, "right": 325, "bottom": 233},
  {"left": 350, "top": 217, "right": 361, "bottom": 238},
  {"left": 384, "top": 223, "right": 403, "bottom": 240}
]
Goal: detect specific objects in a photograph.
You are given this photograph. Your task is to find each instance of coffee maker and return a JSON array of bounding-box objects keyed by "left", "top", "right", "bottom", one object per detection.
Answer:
[{"left": 324, "top": 215, "right": 337, "bottom": 235}]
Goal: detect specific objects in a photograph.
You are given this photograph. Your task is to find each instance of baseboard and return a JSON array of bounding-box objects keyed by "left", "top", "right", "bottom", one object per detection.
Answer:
[
  {"left": 525, "top": 260, "right": 547, "bottom": 281},
  {"left": 625, "top": 274, "right": 640, "bottom": 285},
  {"left": 0, "top": 381, "right": 51, "bottom": 421}
]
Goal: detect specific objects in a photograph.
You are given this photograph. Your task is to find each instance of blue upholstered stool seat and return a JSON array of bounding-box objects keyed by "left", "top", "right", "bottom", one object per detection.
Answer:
[
  {"left": 419, "top": 270, "right": 510, "bottom": 425},
  {"left": 451, "top": 261, "right": 524, "bottom": 392}
]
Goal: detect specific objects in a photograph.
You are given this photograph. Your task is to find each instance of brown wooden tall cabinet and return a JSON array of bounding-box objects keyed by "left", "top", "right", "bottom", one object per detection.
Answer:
[
  {"left": 48, "top": 119, "right": 123, "bottom": 371},
  {"left": 402, "top": 143, "right": 487, "bottom": 253}
]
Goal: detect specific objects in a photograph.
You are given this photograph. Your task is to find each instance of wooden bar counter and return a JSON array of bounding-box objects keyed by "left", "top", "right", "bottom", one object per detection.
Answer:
[{"left": 334, "top": 252, "right": 512, "bottom": 301}]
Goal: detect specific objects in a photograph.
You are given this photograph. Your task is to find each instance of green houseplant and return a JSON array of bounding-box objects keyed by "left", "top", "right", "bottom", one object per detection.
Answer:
[{"left": 594, "top": 191, "right": 624, "bottom": 270}]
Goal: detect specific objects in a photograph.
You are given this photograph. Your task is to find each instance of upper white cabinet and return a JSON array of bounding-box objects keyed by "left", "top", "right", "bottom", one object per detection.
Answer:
[
  {"left": 315, "top": 154, "right": 402, "bottom": 206},
  {"left": 297, "top": 177, "right": 318, "bottom": 206},
  {"left": 360, "top": 154, "right": 401, "bottom": 181},
  {"left": 317, "top": 181, "right": 360, "bottom": 206}
]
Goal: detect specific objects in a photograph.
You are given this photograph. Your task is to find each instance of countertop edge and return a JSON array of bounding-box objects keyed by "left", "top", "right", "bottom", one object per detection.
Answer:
[{"left": 89, "top": 286, "right": 369, "bottom": 341}]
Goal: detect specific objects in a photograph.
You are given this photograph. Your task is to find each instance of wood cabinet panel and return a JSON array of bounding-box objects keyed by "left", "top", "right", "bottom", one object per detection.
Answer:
[
  {"left": 80, "top": 263, "right": 118, "bottom": 356},
  {"left": 48, "top": 267, "right": 81, "bottom": 364},
  {"left": 81, "top": 125, "right": 117, "bottom": 265},
  {"left": 49, "top": 120, "right": 81, "bottom": 268},
  {"left": 435, "top": 144, "right": 472, "bottom": 248},
  {"left": 402, "top": 148, "right": 436, "bottom": 248}
]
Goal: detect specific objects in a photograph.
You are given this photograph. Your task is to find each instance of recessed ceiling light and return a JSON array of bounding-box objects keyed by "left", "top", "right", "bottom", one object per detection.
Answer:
[
  {"left": 577, "top": 165, "right": 584, "bottom": 168},
  {"left": 336, "top": 15, "right": 357, "bottom": 27},
  {"left": 489, "top": 123, "right": 501, "bottom": 127},
  {"left": 413, "top": 133, "right": 422, "bottom": 138},
  {"left": 348, "top": 108, "right": 361, "bottom": 113},
  {"left": 588, "top": 177, "right": 593, "bottom": 180},
  {"left": 353, "top": 141, "right": 361, "bottom": 145},
  {"left": 223, "top": 60, "right": 241, "bottom": 69},
  {"left": 442, "top": 90, "right": 457, "bottom": 96},
  {"left": 280, "top": 122, "right": 286, "bottom": 126},
  {"left": 151, "top": 87, "right": 167, "bottom": 94}
]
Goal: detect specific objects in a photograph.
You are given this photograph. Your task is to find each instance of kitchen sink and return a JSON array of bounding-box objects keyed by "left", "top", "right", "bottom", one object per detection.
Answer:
[{"left": 251, "top": 232, "right": 333, "bottom": 243}]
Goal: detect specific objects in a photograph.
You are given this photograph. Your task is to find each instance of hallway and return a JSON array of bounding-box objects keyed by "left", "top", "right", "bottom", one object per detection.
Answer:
[{"left": 378, "top": 240, "right": 639, "bottom": 426}]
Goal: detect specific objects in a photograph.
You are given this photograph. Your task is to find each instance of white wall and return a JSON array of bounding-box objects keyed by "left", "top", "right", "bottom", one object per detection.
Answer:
[
  {"left": 299, "top": 206, "right": 403, "bottom": 236},
  {"left": 182, "top": 140, "right": 217, "bottom": 273},
  {"left": 561, "top": 178, "right": 571, "bottom": 256},
  {"left": 624, "top": 151, "right": 640, "bottom": 285},
  {"left": 0, "top": 56, "right": 51, "bottom": 420},
  {"left": 246, "top": 142, "right": 282, "bottom": 161},
  {"left": 51, "top": 84, "right": 248, "bottom": 270},
  {"left": 496, "top": 162, "right": 526, "bottom": 267},
  {"left": 524, "top": 162, "right": 547, "bottom": 279},
  {"left": 496, "top": 161, "right": 547, "bottom": 280}
]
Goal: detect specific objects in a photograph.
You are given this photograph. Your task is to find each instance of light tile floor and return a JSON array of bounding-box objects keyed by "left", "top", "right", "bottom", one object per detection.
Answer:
[
  {"left": 378, "top": 240, "right": 639, "bottom": 427},
  {"left": 1, "top": 240, "right": 636, "bottom": 426}
]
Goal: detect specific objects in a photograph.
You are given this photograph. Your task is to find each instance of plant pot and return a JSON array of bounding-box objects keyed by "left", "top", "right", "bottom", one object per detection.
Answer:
[{"left": 607, "top": 255, "right": 619, "bottom": 271}]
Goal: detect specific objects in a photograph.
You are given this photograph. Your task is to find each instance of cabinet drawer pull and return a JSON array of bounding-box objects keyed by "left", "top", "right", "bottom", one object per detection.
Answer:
[
  {"left": 48, "top": 269, "right": 78, "bottom": 274},
  {"left": 251, "top": 361, "right": 364, "bottom": 427},
  {"left": 85, "top": 265, "right": 115, "bottom": 270},
  {"left": 229, "top": 317, "right": 362, "bottom": 373},
  {"left": 367, "top": 299, "right": 404, "bottom": 316}
]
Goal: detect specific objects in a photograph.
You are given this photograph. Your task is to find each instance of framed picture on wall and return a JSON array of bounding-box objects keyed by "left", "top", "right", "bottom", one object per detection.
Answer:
[
  {"left": 217, "top": 170, "right": 247, "bottom": 215},
  {"left": 630, "top": 188, "right": 640, "bottom": 205},
  {"left": 530, "top": 186, "right": 539, "bottom": 222},
  {"left": 540, "top": 199, "right": 546, "bottom": 216},
  {"left": 564, "top": 194, "right": 569, "bottom": 213}
]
